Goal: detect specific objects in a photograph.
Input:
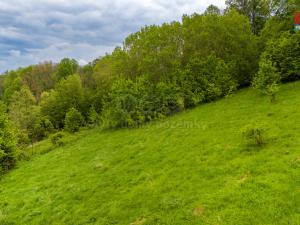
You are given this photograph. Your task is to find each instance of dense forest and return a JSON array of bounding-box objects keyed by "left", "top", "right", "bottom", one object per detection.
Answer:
[{"left": 0, "top": 0, "right": 299, "bottom": 174}]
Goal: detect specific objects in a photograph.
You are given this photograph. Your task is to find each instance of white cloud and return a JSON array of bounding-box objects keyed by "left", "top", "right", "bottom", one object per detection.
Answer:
[{"left": 9, "top": 50, "right": 21, "bottom": 57}]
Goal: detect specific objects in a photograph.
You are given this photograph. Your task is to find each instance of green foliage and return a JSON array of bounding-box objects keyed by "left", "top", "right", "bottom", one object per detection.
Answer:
[
  {"left": 103, "top": 77, "right": 185, "bottom": 128},
  {"left": 180, "top": 55, "right": 236, "bottom": 107},
  {"left": 30, "top": 116, "right": 54, "bottom": 141},
  {"left": 260, "top": 16, "right": 294, "bottom": 46},
  {"left": 225, "top": 0, "right": 271, "bottom": 34},
  {"left": 152, "top": 81, "right": 184, "bottom": 118},
  {"left": 40, "top": 74, "right": 84, "bottom": 128},
  {"left": 2, "top": 71, "right": 22, "bottom": 103},
  {"left": 0, "top": 75, "right": 5, "bottom": 96},
  {"left": 261, "top": 32, "right": 300, "bottom": 81},
  {"left": 50, "top": 132, "right": 65, "bottom": 147},
  {"left": 1, "top": 63, "right": 55, "bottom": 103},
  {"left": 182, "top": 10, "right": 259, "bottom": 86},
  {"left": 87, "top": 107, "right": 101, "bottom": 127},
  {"left": 103, "top": 77, "right": 150, "bottom": 128},
  {"left": 204, "top": 4, "right": 221, "bottom": 15},
  {"left": 124, "top": 22, "right": 182, "bottom": 81},
  {"left": 22, "top": 62, "right": 56, "bottom": 100},
  {"left": 8, "top": 86, "right": 36, "bottom": 119},
  {"left": 54, "top": 58, "right": 78, "bottom": 81},
  {"left": 93, "top": 48, "right": 129, "bottom": 80},
  {"left": 0, "top": 102, "right": 16, "bottom": 173},
  {"left": 64, "top": 108, "right": 84, "bottom": 133},
  {"left": 8, "top": 86, "right": 38, "bottom": 145},
  {"left": 15, "top": 149, "right": 31, "bottom": 162},
  {"left": 91, "top": 69, "right": 114, "bottom": 114},
  {"left": 242, "top": 123, "right": 266, "bottom": 146},
  {"left": 252, "top": 57, "right": 280, "bottom": 101},
  {"left": 79, "top": 63, "right": 95, "bottom": 89}
]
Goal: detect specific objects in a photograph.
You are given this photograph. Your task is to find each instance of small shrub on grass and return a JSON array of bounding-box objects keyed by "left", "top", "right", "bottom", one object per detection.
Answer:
[
  {"left": 242, "top": 124, "right": 266, "bottom": 146},
  {"left": 50, "top": 132, "right": 65, "bottom": 147},
  {"left": 64, "top": 108, "right": 84, "bottom": 133},
  {"left": 252, "top": 58, "right": 280, "bottom": 102},
  {"left": 27, "top": 116, "right": 54, "bottom": 143},
  {"left": 16, "top": 149, "right": 30, "bottom": 161},
  {"left": 87, "top": 107, "right": 101, "bottom": 127}
]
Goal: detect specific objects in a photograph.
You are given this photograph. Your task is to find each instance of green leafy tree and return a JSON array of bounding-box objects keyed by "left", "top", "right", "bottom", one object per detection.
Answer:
[
  {"left": 93, "top": 48, "right": 129, "bottom": 79},
  {"left": 54, "top": 58, "right": 78, "bottom": 81},
  {"left": 79, "top": 63, "right": 95, "bottom": 89},
  {"left": 103, "top": 77, "right": 150, "bottom": 128},
  {"left": 225, "top": 0, "right": 271, "bottom": 34},
  {"left": 260, "top": 16, "right": 293, "bottom": 47},
  {"left": 21, "top": 62, "right": 56, "bottom": 101},
  {"left": 2, "top": 71, "right": 22, "bottom": 103},
  {"left": 152, "top": 81, "right": 184, "bottom": 117},
  {"left": 252, "top": 57, "right": 280, "bottom": 102},
  {"left": 8, "top": 86, "right": 36, "bottom": 126},
  {"left": 64, "top": 108, "right": 84, "bottom": 133},
  {"left": 182, "top": 11, "right": 259, "bottom": 86},
  {"left": 259, "top": 0, "right": 300, "bottom": 48},
  {"left": 40, "top": 74, "right": 84, "bottom": 128},
  {"left": 8, "top": 86, "right": 38, "bottom": 145},
  {"left": 205, "top": 4, "right": 221, "bottom": 15},
  {"left": 180, "top": 55, "right": 237, "bottom": 107},
  {"left": 0, "top": 101, "right": 17, "bottom": 173},
  {"left": 29, "top": 116, "right": 54, "bottom": 141},
  {"left": 261, "top": 32, "right": 300, "bottom": 81},
  {"left": 124, "top": 22, "right": 183, "bottom": 81},
  {"left": 87, "top": 107, "right": 101, "bottom": 127}
]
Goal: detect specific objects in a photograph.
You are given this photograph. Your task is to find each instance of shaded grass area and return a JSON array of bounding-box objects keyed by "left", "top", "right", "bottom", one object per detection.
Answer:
[{"left": 0, "top": 82, "right": 300, "bottom": 225}]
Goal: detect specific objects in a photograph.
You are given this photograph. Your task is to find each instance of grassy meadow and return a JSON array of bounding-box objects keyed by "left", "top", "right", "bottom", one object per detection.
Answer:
[{"left": 0, "top": 82, "right": 300, "bottom": 225}]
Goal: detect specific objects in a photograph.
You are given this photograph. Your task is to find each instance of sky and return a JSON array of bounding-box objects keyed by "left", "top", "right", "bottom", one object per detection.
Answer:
[{"left": 0, "top": 0, "right": 226, "bottom": 72}]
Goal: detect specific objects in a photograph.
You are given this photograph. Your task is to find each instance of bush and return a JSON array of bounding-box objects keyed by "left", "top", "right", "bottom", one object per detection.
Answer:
[
  {"left": 103, "top": 77, "right": 150, "bottom": 128},
  {"left": 64, "top": 108, "right": 84, "bottom": 133},
  {"left": 151, "top": 81, "right": 184, "bottom": 117},
  {"left": 0, "top": 106, "right": 17, "bottom": 173},
  {"left": 87, "top": 107, "right": 101, "bottom": 127},
  {"left": 50, "top": 132, "right": 65, "bottom": 147},
  {"left": 40, "top": 74, "right": 84, "bottom": 129},
  {"left": 182, "top": 11, "right": 259, "bottom": 86},
  {"left": 37, "top": 117, "right": 54, "bottom": 137},
  {"left": 16, "top": 149, "right": 30, "bottom": 161},
  {"left": 252, "top": 58, "right": 280, "bottom": 102},
  {"left": 262, "top": 32, "right": 300, "bottom": 82},
  {"left": 180, "top": 55, "right": 237, "bottom": 107},
  {"left": 242, "top": 124, "right": 266, "bottom": 146},
  {"left": 29, "top": 116, "right": 54, "bottom": 142},
  {"left": 16, "top": 129, "right": 30, "bottom": 147}
]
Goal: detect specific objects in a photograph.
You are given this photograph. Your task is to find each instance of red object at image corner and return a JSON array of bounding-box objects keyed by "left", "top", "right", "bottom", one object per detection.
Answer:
[{"left": 294, "top": 12, "right": 300, "bottom": 24}]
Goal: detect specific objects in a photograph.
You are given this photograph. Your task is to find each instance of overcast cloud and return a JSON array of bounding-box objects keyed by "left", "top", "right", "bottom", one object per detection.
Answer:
[{"left": 0, "top": 0, "right": 225, "bottom": 72}]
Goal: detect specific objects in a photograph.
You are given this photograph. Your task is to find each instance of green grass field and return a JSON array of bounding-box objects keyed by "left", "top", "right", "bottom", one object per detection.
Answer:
[{"left": 1, "top": 82, "right": 300, "bottom": 225}]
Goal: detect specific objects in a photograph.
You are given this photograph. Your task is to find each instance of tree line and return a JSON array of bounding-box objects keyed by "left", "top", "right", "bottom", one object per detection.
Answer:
[{"left": 0, "top": 0, "right": 299, "bottom": 174}]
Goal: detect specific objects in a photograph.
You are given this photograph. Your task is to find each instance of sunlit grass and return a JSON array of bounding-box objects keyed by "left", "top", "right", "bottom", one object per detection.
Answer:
[{"left": 1, "top": 82, "right": 299, "bottom": 225}]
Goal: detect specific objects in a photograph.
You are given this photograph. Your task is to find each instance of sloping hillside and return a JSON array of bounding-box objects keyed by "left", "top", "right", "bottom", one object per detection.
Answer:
[{"left": 0, "top": 82, "right": 299, "bottom": 225}]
